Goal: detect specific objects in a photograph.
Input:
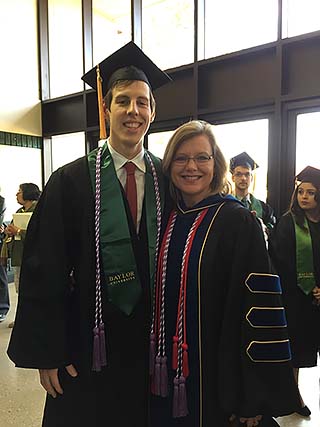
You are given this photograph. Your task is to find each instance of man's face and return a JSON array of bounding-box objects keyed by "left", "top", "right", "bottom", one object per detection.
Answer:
[
  {"left": 232, "top": 165, "right": 253, "bottom": 194},
  {"left": 106, "top": 81, "right": 155, "bottom": 154}
]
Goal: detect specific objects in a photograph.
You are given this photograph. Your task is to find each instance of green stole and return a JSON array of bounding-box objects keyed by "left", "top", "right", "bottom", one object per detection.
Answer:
[
  {"left": 293, "top": 214, "right": 315, "bottom": 295},
  {"left": 249, "top": 194, "right": 263, "bottom": 219},
  {"left": 87, "top": 144, "right": 164, "bottom": 315}
]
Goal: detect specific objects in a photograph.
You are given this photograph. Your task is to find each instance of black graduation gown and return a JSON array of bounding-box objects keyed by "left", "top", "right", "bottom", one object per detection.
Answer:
[
  {"left": 151, "top": 196, "right": 300, "bottom": 427},
  {"left": 7, "top": 156, "right": 154, "bottom": 427},
  {"left": 248, "top": 194, "right": 276, "bottom": 229},
  {"left": 269, "top": 212, "right": 320, "bottom": 367}
]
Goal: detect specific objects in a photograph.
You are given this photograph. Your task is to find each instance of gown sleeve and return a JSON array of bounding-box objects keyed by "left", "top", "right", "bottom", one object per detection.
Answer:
[
  {"left": 7, "top": 160, "right": 88, "bottom": 369},
  {"left": 216, "top": 207, "right": 300, "bottom": 417},
  {"left": 261, "top": 200, "right": 276, "bottom": 230}
]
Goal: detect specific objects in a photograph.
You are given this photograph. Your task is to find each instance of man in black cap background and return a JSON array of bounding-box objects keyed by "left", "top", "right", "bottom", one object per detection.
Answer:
[
  {"left": 0, "top": 189, "right": 9, "bottom": 323},
  {"left": 230, "top": 151, "right": 276, "bottom": 232},
  {"left": 8, "top": 42, "right": 171, "bottom": 427}
]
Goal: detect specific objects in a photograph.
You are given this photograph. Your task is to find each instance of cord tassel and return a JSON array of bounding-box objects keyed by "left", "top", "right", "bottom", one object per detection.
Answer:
[
  {"left": 99, "top": 323, "right": 107, "bottom": 367},
  {"left": 160, "top": 356, "right": 168, "bottom": 397},
  {"left": 149, "top": 333, "right": 156, "bottom": 375},
  {"left": 92, "top": 326, "right": 101, "bottom": 372},
  {"left": 172, "top": 336, "right": 178, "bottom": 369},
  {"left": 182, "top": 343, "right": 189, "bottom": 378},
  {"left": 172, "top": 377, "right": 179, "bottom": 418},
  {"left": 154, "top": 356, "right": 161, "bottom": 395},
  {"left": 178, "top": 376, "right": 188, "bottom": 417}
]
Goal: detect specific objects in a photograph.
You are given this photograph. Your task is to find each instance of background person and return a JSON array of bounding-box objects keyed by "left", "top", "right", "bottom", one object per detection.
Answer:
[
  {"left": 269, "top": 165, "right": 320, "bottom": 418},
  {"left": 0, "top": 188, "right": 9, "bottom": 322},
  {"left": 7, "top": 42, "right": 171, "bottom": 427},
  {"left": 230, "top": 152, "right": 276, "bottom": 231},
  {"left": 150, "top": 121, "right": 300, "bottom": 427},
  {"left": 2, "top": 183, "right": 41, "bottom": 327}
]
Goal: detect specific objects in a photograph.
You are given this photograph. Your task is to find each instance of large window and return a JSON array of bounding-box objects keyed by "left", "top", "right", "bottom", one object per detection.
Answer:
[
  {"left": 0, "top": 0, "right": 40, "bottom": 135},
  {"left": 92, "top": 0, "right": 131, "bottom": 67},
  {"left": 213, "top": 119, "right": 269, "bottom": 201},
  {"left": 204, "top": 0, "right": 278, "bottom": 59},
  {"left": 142, "top": 0, "right": 194, "bottom": 70},
  {"left": 48, "top": 0, "right": 83, "bottom": 98},
  {"left": 51, "top": 132, "right": 86, "bottom": 172},
  {"left": 282, "top": 0, "right": 320, "bottom": 38},
  {"left": 0, "top": 146, "right": 42, "bottom": 221},
  {"left": 148, "top": 130, "right": 174, "bottom": 159},
  {"left": 296, "top": 111, "right": 320, "bottom": 175}
]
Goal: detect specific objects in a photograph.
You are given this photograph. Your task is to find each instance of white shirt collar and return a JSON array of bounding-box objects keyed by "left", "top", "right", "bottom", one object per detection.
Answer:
[
  {"left": 106, "top": 140, "right": 146, "bottom": 173},
  {"left": 236, "top": 193, "right": 251, "bottom": 203}
]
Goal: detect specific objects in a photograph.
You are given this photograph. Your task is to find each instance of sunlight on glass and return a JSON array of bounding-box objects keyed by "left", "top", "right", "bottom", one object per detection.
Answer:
[
  {"left": 282, "top": 0, "right": 320, "bottom": 38},
  {"left": 204, "top": 0, "right": 278, "bottom": 60},
  {"left": 51, "top": 132, "right": 86, "bottom": 172},
  {"left": 148, "top": 131, "right": 174, "bottom": 159},
  {"left": 213, "top": 119, "right": 269, "bottom": 201},
  {"left": 48, "top": 0, "right": 83, "bottom": 98},
  {"left": 92, "top": 0, "right": 131, "bottom": 67},
  {"left": 296, "top": 112, "right": 320, "bottom": 175},
  {"left": 142, "top": 0, "right": 194, "bottom": 70},
  {"left": 0, "top": 146, "right": 42, "bottom": 221}
]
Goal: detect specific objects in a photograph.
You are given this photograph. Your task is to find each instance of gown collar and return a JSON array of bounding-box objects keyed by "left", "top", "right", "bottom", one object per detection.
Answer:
[{"left": 177, "top": 193, "right": 238, "bottom": 214}]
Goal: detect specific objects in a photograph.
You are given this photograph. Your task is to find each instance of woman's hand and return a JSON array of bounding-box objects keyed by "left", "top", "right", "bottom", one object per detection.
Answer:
[
  {"left": 312, "top": 286, "right": 320, "bottom": 302},
  {"left": 239, "top": 415, "right": 262, "bottom": 426},
  {"left": 39, "top": 364, "right": 78, "bottom": 398},
  {"left": 5, "top": 223, "right": 20, "bottom": 236}
]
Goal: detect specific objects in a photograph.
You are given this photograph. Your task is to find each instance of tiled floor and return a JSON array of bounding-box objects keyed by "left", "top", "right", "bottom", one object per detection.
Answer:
[
  {"left": 277, "top": 363, "right": 320, "bottom": 427},
  {"left": 0, "top": 283, "right": 319, "bottom": 426},
  {"left": 0, "top": 283, "right": 45, "bottom": 426}
]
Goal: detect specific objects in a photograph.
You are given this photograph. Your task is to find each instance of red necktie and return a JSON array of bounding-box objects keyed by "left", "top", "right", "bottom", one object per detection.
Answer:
[{"left": 124, "top": 162, "right": 137, "bottom": 227}]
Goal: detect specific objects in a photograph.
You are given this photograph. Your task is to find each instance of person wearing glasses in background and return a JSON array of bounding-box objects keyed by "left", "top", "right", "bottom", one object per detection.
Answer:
[
  {"left": 269, "top": 166, "right": 320, "bottom": 418},
  {"left": 230, "top": 152, "right": 276, "bottom": 234},
  {"left": 149, "top": 120, "right": 300, "bottom": 427}
]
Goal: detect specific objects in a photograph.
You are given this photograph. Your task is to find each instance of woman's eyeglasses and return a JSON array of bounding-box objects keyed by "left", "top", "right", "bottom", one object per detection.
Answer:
[{"left": 173, "top": 154, "right": 213, "bottom": 166}]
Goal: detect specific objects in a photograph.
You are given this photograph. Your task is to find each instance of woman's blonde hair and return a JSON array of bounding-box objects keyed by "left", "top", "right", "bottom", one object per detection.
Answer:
[{"left": 162, "top": 120, "right": 230, "bottom": 204}]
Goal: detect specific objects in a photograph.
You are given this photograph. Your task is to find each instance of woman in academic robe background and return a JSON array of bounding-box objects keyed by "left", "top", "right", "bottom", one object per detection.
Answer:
[
  {"left": 149, "top": 120, "right": 300, "bottom": 427},
  {"left": 269, "top": 166, "right": 320, "bottom": 418}
]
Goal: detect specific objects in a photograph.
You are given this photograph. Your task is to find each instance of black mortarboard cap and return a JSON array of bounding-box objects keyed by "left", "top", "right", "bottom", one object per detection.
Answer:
[
  {"left": 230, "top": 152, "right": 258, "bottom": 172},
  {"left": 296, "top": 166, "right": 320, "bottom": 187},
  {"left": 81, "top": 41, "right": 172, "bottom": 95}
]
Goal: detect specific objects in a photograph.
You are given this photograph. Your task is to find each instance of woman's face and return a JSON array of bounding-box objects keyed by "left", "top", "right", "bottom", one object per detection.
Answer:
[
  {"left": 297, "top": 182, "right": 318, "bottom": 211},
  {"left": 170, "top": 135, "right": 214, "bottom": 207},
  {"left": 16, "top": 187, "right": 25, "bottom": 206}
]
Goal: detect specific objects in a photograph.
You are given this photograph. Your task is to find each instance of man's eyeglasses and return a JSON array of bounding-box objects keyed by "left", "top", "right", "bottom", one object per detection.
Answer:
[
  {"left": 233, "top": 172, "right": 252, "bottom": 178},
  {"left": 173, "top": 154, "right": 214, "bottom": 166}
]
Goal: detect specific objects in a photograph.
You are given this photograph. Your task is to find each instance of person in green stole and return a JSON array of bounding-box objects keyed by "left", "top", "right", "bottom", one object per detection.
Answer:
[
  {"left": 7, "top": 42, "right": 171, "bottom": 427},
  {"left": 270, "top": 165, "right": 320, "bottom": 418},
  {"left": 230, "top": 152, "right": 276, "bottom": 235}
]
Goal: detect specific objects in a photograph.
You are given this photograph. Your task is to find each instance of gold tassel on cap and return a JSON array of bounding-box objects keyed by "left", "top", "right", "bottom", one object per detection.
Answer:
[{"left": 96, "top": 65, "right": 107, "bottom": 140}]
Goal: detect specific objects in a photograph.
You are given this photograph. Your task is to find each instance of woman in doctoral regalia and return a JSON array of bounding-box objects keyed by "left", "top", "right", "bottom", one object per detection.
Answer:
[
  {"left": 149, "top": 120, "right": 300, "bottom": 427},
  {"left": 270, "top": 166, "right": 320, "bottom": 418}
]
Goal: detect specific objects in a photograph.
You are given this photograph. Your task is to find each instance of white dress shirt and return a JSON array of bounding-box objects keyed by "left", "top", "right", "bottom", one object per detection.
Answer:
[{"left": 107, "top": 140, "right": 145, "bottom": 232}]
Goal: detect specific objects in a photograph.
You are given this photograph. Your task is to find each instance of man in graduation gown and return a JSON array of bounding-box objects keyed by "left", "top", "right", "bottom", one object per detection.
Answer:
[
  {"left": 7, "top": 42, "right": 171, "bottom": 427},
  {"left": 230, "top": 152, "right": 276, "bottom": 231}
]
